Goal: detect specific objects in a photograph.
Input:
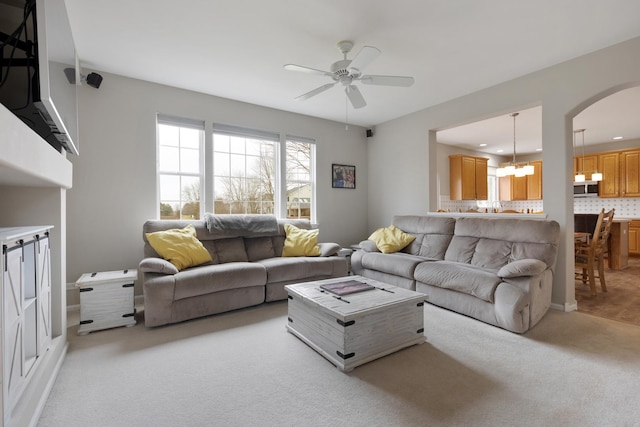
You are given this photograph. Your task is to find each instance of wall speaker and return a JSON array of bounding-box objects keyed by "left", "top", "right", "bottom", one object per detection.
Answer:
[{"left": 366, "top": 129, "right": 373, "bottom": 138}]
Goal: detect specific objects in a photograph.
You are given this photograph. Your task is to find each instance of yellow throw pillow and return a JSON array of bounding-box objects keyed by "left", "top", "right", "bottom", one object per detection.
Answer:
[
  {"left": 145, "top": 224, "right": 212, "bottom": 271},
  {"left": 368, "top": 224, "right": 416, "bottom": 254},
  {"left": 282, "top": 223, "right": 321, "bottom": 257}
]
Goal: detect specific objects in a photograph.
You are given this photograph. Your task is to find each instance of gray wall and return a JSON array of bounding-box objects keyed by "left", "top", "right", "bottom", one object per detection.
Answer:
[
  {"left": 367, "top": 36, "right": 640, "bottom": 310},
  {"left": 67, "top": 72, "right": 369, "bottom": 300}
]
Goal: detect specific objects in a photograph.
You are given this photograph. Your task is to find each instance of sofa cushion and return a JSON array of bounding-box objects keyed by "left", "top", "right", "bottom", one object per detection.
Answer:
[
  {"left": 470, "top": 238, "right": 512, "bottom": 270},
  {"left": 257, "top": 257, "right": 335, "bottom": 283},
  {"left": 318, "top": 242, "right": 340, "bottom": 257},
  {"left": 244, "top": 236, "right": 276, "bottom": 261},
  {"left": 214, "top": 237, "right": 249, "bottom": 263},
  {"left": 392, "top": 215, "right": 456, "bottom": 257},
  {"left": 139, "top": 258, "right": 179, "bottom": 275},
  {"left": 173, "top": 262, "right": 266, "bottom": 300},
  {"left": 282, "top": 224, "right": 321, "bottom": 257},
  {"left": 414, "top": 261, "right": 501, "bottom": 303},
  {"left": 145, "top": 225, "right": 212, "bottom": 271},
  {"left": 498, "top": 259, "right": 547, "bottom": 278},
  {"left": 359, "top": 252, "right": 430, "bottom": 279},
  {"left": 368, "top": 225, "right": 416, "bottom": 254}
]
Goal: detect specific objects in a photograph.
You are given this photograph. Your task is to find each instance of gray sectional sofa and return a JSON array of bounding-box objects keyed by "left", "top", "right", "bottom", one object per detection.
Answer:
[
  {"left": 140, "top": 216, "right": 347, "bottom": 327},
  {"left": 351, "top": 215, "right": 560, "bottom": 333}
]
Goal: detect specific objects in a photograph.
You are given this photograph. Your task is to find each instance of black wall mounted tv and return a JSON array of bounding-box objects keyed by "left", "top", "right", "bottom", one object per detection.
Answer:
[{"left": 0, "top": 0, "right": 79, "bottom": 155}]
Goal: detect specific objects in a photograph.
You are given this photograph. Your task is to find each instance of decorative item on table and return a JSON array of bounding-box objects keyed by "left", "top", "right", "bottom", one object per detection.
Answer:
[{"left": 320, "top": 280, "right": 374, "bottom": 295}]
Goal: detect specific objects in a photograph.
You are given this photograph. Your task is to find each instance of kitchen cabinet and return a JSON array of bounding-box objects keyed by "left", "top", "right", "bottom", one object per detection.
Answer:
[
  {"left": 620, "top": 150, "right": 640, "bottom": 197},
  {"left": 499, "top": 175, "right": 527, "bottom": 201},
  {"left": 1, "top": 226, "right": 52, "bottom": 422},
  {"left": 499, "top": 160, "right": 540, "bottom": 201},
  {"left": 629, "top": 220, "right": 640, "bottom": 256},
  {"left": 574, "top": 154, "right": 599, "bottom": 180},
  {"left": 526, "top": 160, "right": 543, "bottom": 200},
  {"left": 598, "top": 152, "right": 620, "bottom": 197},
  {"left": 449, "top": 155, "right": 488, "bottom": 200}
]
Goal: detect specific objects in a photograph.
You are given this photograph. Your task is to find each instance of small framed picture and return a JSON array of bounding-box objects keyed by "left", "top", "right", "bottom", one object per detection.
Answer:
[{"left": 332, "top": 164, "right": 356, "bottom": 189}]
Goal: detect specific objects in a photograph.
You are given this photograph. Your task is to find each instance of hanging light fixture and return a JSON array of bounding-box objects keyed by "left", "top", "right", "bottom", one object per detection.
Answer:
[
  {"left": 574, "top": 129, "right": 585, "bottom": 182},
  {"left": 496, "top": 113, "right": 534, "bottom": 177},
  {"left": 574, "top": 128, "right": 602, "bottom": 182}
]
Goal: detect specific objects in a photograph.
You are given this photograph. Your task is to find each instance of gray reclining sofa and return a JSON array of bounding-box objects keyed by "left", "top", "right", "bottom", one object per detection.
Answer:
[
  {"left": 140, "top": 215, "right": 347, "bottom": 327},
  {"left": 351, "top": 215, "right": 560, "bottom": 333}
]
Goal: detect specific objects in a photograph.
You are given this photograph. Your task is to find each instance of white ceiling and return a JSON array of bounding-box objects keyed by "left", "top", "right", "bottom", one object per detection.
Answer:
[{"left": 64, "top": 0, "right": 640, "bottom": 153}]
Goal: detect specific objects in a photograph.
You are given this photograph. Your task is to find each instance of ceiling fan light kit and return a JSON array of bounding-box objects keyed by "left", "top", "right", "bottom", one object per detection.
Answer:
[{"left": 284, "top": 40, "right": 415, "bottom": 112}]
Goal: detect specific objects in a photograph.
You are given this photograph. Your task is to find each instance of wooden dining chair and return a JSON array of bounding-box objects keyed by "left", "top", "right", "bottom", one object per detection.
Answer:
[{"left": 575, "top": 208, "right": 615, "bottom": 296}]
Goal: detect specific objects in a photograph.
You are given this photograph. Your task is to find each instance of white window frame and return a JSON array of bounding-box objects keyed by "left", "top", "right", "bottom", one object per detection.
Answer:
[
  {"left": 156, "top": 114, "right": 205, "bottom": 219},
  {"left": 284, "top": 135, "right": 316, "bottom": 222}
]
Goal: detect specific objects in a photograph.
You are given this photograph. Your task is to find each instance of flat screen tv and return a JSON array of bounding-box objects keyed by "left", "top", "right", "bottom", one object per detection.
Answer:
[{"left": 0, "top": 0, "right": 79, "bottom": 155}]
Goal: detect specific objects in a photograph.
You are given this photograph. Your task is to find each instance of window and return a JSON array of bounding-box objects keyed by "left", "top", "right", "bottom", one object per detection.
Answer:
[
  {"left": 477, "top": 167, "right": 499, "bottom": 210},
  {"left": 156, "top": 115, "right": 204, "bottom": 219},
  {"left": 285, "top": 136, "right": 315, "bottom": 220},
  {"left": 212, "top": 126, "right": 277, "bottom": 215},
  {"left": 156, "top": 119, "right": 316, "bottom": 220},
  {"left": 210, "top": 124, "right": 316, "bottom": 220}
]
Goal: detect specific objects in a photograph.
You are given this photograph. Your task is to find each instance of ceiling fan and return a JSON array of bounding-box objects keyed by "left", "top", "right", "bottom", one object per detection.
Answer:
[{"left": 284, "top": 40, "right": 415, "bottom": 109}]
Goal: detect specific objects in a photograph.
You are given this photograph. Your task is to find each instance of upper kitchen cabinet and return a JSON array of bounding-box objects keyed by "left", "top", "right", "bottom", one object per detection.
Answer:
[
  {"left": 499, "top": 161, "right": 541, "bottom": 201},
  {"left": 598, "top": 152, "right": 620, "bottom": 198},
  {"left": 499, "top": 175, "right": 527, "bottom": 201},
  {"left": 620, "top": 149, "right": 640, "bottom": 197},
  {"left": 449, "top": 154, "right": 488, "bottom": 200},
  {"left": 575, "top": 154, "right": 599, "bottom": 181},
  {"left": 526, "top": 160, "right": 543, "bottom": 200}
]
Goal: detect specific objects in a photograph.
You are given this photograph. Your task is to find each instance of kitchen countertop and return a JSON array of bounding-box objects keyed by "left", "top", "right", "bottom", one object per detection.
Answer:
[{"left": 429, "top": 212, "right": 548, "bottom": 220}]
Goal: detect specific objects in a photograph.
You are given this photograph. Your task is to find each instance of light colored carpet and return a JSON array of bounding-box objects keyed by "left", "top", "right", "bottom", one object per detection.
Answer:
[{"left": 38, "top": 302, "right": 640, "bottom": 427}]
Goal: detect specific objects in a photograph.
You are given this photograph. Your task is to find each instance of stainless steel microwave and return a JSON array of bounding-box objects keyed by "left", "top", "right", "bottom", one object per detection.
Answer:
[{"left": 573, "top": 181, "right": 599, "bottom": 198}]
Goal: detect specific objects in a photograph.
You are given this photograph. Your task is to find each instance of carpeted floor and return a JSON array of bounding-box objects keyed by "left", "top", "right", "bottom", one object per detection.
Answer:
[
  {"left": 38, "top": 300, "right": 640, "bottom": 427},
  {"left": 575, "top": 256, "right": 640, "bottom": 326}
]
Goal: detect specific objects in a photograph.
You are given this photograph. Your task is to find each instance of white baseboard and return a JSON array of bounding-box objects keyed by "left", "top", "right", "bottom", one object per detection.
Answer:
[{"left": 551, "top": 300, "right": 577, "bottom": 312}]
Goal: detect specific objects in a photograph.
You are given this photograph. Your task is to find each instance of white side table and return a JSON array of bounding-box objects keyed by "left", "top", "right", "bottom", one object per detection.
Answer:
[{"left": 75, "top": 269, "right": 137, "bottom": 335}]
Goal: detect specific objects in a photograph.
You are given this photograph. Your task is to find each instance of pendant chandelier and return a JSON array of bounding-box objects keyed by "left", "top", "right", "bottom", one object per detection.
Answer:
[
  {"left": 496, "top": 112, "right": 534, "bottom": 178},
  {"left": 574, "top": 128, "right": 602, "bottom": 182}
]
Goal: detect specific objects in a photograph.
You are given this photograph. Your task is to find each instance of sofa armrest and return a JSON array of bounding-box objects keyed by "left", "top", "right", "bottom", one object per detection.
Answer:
[
  {"left": 497, "top": 259, "right": 547, "bottom": 278},
  {"left": 318, "top": 242, "right": 340, "bottom": 257},
  {"left": 139, "top": 257, "right": 179, "bottom": 275},
  {"left": 358, "top": 240, "right": 380, "bottom": 253}
]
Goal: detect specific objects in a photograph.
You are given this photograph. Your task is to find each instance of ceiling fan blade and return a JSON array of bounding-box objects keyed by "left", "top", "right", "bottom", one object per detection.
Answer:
[
  {"left": 348, "top": 46, "right": 381, "bottom": 75},
  {"left": 345, "top": 85, "right": 366, "bottom": 109},
  {"left": 284, "top": 64, "right": 333, "bottom": 77},
  {"left": 295, "top": 83, "right": 336, "bottom": 101},
  {"left": 360, "top": 75, "right": 415, "bottom": 87}
]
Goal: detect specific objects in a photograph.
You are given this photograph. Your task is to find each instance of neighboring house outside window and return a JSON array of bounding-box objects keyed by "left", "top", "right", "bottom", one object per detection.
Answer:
[{"left": 156, "top": 115, "right": 204, "bottom": 220}]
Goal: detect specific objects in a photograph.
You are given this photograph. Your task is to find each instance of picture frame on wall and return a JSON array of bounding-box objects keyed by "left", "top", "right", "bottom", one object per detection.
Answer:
[{"left": 332, "top": 164, "right": 356, "bottom": 189}]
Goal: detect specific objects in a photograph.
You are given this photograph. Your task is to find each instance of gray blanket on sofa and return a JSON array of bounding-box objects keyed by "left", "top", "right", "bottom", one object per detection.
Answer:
[{"left": 204, "top": 213, "right": 279, "bottom": 234}]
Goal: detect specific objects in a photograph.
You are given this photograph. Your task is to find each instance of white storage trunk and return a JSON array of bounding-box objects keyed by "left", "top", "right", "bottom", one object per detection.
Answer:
[
  {"left": 75, "top": 269, "right": 137, "bottom": 335},
  {"left": 285, "top": 276, "right": 427, "bottom": 372}
]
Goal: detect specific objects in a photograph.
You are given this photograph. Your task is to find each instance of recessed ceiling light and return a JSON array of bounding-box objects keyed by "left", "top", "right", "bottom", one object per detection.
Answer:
[
  {"left": 613, "top": 136, "right": 623, "bottom": 140},
  {"left": 497, "top": 149, "right": 504, "bottom": 153},
  {"left": 479, "top": 143, "right": 487, "bottom": 147}
]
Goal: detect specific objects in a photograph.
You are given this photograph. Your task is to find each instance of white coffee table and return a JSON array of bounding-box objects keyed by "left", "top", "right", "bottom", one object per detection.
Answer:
[{"left": 285, "top": 276, "right": 427, "bottom": 372}]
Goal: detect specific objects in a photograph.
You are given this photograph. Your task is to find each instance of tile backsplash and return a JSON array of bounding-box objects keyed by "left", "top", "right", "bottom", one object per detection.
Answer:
[
  {"left": 438, "top": 196, "right": 640, "bottom": 218},
  {"left": 573, "top": 197, "right": 639, "bottom": 217}
]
